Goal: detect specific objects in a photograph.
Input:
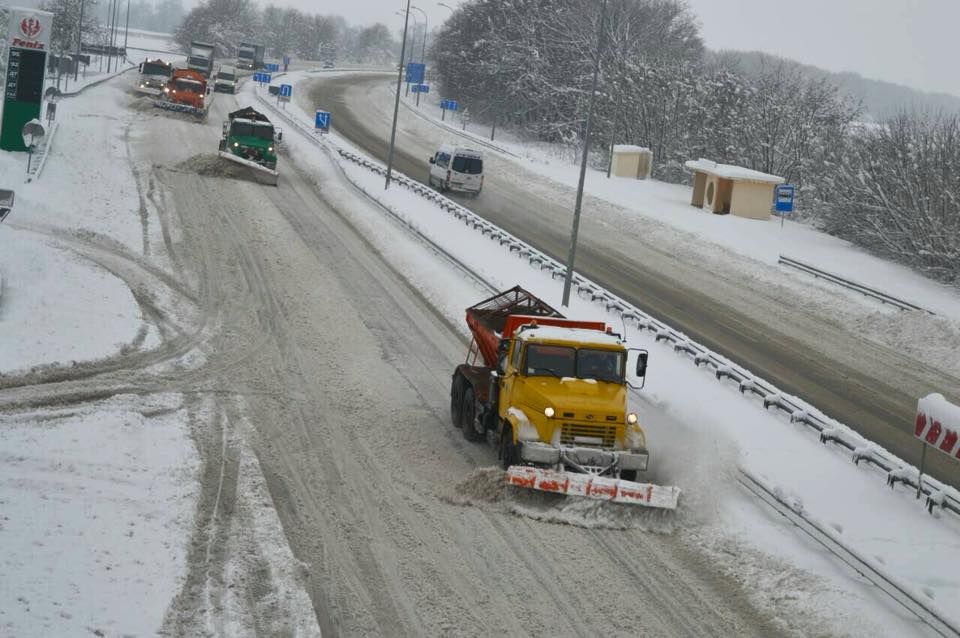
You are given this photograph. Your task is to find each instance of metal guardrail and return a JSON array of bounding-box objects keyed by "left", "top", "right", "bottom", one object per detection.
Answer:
[
  {"left": 739, "top": 469, "right": 960, "bottom": 638},
  {"left": 779, "top": 255, "right": 935, "bottom": 314},
  {"left": 254, "top": 85, "right": 960, "bottom": 524}
]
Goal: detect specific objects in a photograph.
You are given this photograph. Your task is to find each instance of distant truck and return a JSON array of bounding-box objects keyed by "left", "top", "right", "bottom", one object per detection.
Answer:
[
  {"left": 136, "top": 58, "right": 173, "bottom": 95},
  {"left": 187, "top": 41, "right": 215, "bottom": 78},
  {"left": 214, "top": 65, "right": 238, "bottom": 94},
  {"left": 236, "top": 42, "right": 265, "bottom": 70}
]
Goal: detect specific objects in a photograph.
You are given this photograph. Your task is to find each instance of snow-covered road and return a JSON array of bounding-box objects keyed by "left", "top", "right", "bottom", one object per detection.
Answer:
[{"left": 0, "top": 67, "right": 951, "bottom": 636}]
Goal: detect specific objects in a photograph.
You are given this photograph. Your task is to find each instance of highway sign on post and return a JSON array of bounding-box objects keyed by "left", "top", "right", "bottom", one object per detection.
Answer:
[
  {"left": 405, "top": 62, "right": 425, "bottom": 84},
  {"left": 411, "top": 83, "right": 429, "bottom": 94},
  {"left": 254, "top": 71, "right": 271, "bottom": 84},
  {"left": 315, "top": 109, "right": 330, "bottom": 134},
  {"left": 265, "top": 62, "right": 279, "bottom": 72},
  {"left": 279, "top": 84, "right": 292, "bottom": 98},
  {"left": 774, "top": 184, "right": 795, "bottom": 213}
]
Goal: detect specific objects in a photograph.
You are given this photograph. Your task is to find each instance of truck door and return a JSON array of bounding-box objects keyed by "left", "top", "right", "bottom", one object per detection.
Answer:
[{"left": 498, "top": 339, "right": 523, "bottom": 417}]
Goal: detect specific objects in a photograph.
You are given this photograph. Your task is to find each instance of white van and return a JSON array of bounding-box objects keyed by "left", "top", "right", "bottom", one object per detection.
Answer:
[
  {"left": 428, "top": 144, "right": 484, "bottom": 196},
  {"left": 214, "top": 65, "right": 238, "bottom": 94}
]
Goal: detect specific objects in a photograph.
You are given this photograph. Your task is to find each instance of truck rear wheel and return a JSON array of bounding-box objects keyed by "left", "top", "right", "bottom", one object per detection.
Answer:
[
  {"left": 460, "top": 388, "right": 483, "bottom": 442},
  {"left": 450, "top": 375, "right": 464, "bottom": 428}
]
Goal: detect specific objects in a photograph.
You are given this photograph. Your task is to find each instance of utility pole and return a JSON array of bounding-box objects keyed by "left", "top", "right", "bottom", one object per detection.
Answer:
[
  {"left": 385, "top": 0, "right": 412, "bottom": 190},
  {"left": 561, "top": 0, "right": 608, "bottom": 307}
]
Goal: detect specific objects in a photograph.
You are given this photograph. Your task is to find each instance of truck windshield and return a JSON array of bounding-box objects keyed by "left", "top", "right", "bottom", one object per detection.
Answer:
[
  {"left": 524, "top": 345, "right": 624, "bottom": 382},
  {"left": 141, "top": 62, "right": 169, "bottom": 76},
  {"left": 219, "top": 72, "right": 235, "bottom": 81},
  {"left": 576, "top": 349, "right": 625, "bottom": 383},
  {"left": 525, "top": 345, "right": 575, "bottom": 378},
  {"left": 231, "top": 122, "right": 273, "bottom": 140},
  {"left": 452, "top": 156, "right": 482, "bottom": 174},
  {"left": 175, "top": 79, "right": 202, "bottom": 92}
]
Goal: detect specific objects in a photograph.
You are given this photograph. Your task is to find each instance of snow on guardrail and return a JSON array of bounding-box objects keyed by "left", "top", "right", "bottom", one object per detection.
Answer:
[{"left": 254, "top": 85, "right": 960, "bottom": 524}]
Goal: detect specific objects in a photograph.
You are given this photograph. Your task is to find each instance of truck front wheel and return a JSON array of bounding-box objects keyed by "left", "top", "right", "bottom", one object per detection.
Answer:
[
  {"left": 460, "top": 387, "right": 483, "bottom": 442},
  {"left": 499, "top": 424, "right": 520, "bottom": 469}
]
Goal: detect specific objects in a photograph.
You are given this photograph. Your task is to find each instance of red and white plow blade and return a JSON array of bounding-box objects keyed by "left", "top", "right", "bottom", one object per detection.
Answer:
[{"left": 505, "top": 466, "right": 681, "bottom": 510}]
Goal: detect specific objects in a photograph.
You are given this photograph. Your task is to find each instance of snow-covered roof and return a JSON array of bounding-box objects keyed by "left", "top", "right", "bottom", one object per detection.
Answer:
[
  {"left": 684, "top": 158, "right": 784, "bottom": 184},
  {"left": 612, "top": 144, "right": 651, "bottom": 154},
  {"left": 517, "top": 325, "right": 624, "bottom": 347}
]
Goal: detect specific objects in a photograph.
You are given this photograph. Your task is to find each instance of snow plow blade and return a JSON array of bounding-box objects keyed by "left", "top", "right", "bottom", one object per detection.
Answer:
[
  {"left": 217, "top": 151, "right": 279, "bottom": 185},
  {"left": 505, "top": 466, "right": 681, "bottom": 510},
  {"left": 153, "top": 99, "right": 209, "bottom": 119}
]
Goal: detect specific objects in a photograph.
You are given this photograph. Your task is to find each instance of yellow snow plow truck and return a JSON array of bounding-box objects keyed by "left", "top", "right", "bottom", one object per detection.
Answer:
[{"left": 451, "top": 286, "right": 680, "bottom": 510}]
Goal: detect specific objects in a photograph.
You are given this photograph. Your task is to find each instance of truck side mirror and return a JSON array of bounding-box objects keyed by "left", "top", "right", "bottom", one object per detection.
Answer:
[
  {"left": 635, "top": 351, "right": 648, "bottom": 379},
  {"left": 429, "top": 156, "right": 435, "bottom": 164}
]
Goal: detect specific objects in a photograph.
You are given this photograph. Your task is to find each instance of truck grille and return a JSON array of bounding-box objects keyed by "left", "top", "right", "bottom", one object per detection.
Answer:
[{"left": 561, "top": 423, "right": 617, "bottom": 448}]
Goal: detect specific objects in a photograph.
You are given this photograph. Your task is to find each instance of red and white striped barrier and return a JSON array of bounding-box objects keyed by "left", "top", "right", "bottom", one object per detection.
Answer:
[
  {"left": 916, "top": 393, "right": 960, "bottom": 461},
  {"left": 505, "top": 466, "right": 681, "bottom": 510}
]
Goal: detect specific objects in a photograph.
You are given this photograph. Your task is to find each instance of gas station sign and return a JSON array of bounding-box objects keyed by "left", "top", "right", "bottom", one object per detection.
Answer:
[{"left": 1, "top": 9, "right": 54, "bottom": 151}]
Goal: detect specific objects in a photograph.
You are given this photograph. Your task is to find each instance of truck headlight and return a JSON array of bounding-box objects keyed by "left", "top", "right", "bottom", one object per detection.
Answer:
[
  {"left": 626, "top": 412, "right": 638, "bottom": 425},
  {"left": 544, "top": 407, "right": 555, "bottom": 418},
  {"left": 268, "top": 146, "right": 273, "bottom": 152},
  {"left": 233, "top": 142, "right": 239, "bottom": 147}
]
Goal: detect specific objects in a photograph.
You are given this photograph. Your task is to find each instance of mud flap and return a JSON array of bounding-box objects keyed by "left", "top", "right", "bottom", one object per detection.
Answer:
[
  {"left": 505, "top": 466, "right": 680, "bottom": 510},
  {"left": 217, "top": 151, "right": 279, "bottom": 186}
]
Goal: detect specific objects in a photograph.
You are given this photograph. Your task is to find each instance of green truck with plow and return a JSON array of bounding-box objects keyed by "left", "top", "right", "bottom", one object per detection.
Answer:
[{"left": 218, "top": 107, "right": 282, "bottom": 185}]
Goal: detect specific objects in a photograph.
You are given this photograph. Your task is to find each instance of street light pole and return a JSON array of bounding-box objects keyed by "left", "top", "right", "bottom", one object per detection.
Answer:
[
  {"left": 74, "top": 0, "right": 85, "bottom": 81},
  {"left": 386, "top": 0, "right": 412, "bottom": 191},
  {"left": 561, "top": 0, "right": 608, "bottom": 307},
  {"left": 411, "top": 6, "right": 427, "bottom": 106},
  {"left": 123, "top": 0, "right": 131, "bottom": 56}
]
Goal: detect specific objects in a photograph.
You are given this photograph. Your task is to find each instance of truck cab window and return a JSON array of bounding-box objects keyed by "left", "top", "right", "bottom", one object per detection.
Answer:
[{"left": 524, "top": 344, "right": 575, "bottom": 378}]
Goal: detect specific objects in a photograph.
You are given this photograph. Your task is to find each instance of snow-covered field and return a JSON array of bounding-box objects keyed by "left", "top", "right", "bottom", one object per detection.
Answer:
[{"left": 272, "top": 73, "right": 960, "bottom": 633}]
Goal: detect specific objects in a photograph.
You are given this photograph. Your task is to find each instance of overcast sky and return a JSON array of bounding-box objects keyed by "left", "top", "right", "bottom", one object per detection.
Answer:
[{"left": 279, "top": 0, "right": 957, "bottom": 97}]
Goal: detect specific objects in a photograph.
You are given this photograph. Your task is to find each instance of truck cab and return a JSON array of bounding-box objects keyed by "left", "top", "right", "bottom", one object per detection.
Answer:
[{"left": 496, "top": 323, "right": 649, "bottom": 479}]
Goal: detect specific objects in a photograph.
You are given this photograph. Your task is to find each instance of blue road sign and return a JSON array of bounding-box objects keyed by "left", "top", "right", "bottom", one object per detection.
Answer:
[
  {"left": 265, "top": 63, "right": 280, "bottom": 72},
  {"left": 441, "top": 99, "right": 458, "bottom": 111},
  {"left": 411, "top": 83, "right": 429, "bottom": 94},
  {"left": 279, "top": 84, "right": 293, "bottom": 98},
  {"left": 315, "top": 109, "right": 331, "bottom": 132},
  {"left": 405, "top": 62, "right": 425, "bottom": 84},
  {"left": 282, "top": 55, "right": 290, "bottom": 71},
  {"left": 774, "top": 184, "right": 795, "bottom": 213}
]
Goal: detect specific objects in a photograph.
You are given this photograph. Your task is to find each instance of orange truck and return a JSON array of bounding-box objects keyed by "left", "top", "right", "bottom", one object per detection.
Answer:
[
  {"left": 154, "top": 68, "right": 211, "bottom": 118},
  {"left": 450, "top": 286, "right": 680, "bottom": 510}
]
